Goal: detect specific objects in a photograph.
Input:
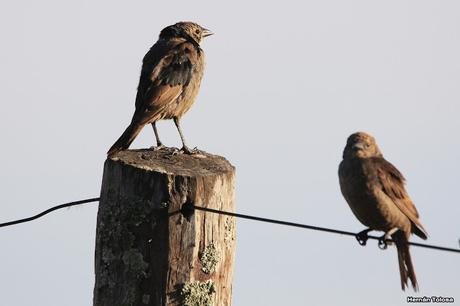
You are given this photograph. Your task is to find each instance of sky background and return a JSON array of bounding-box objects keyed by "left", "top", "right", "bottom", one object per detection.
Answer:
[{"left": 1, "top": 1, "right": 459, "bottom": 305}]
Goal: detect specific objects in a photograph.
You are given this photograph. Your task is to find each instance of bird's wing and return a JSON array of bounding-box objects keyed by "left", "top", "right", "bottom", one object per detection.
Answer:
[
  {"left": 132, "top": 41, "right": 198, "bottom": 124},
  {"left": 372, "top": 157, "right": 427, "bottom": 238}
]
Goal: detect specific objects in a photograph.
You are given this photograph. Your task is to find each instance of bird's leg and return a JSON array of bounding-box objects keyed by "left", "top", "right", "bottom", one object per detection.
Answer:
[
  {"left": 378, "top": 227, "right": 399, "bottom": 250},
  {"left": 173, "top": 117, "right": 198, "bottom": 154},
  {"left": 355, "top": 228, "right": 372, "bottom": 246},
  {"left": 150, "top": 122, "right": 165, "bottom": 150}
]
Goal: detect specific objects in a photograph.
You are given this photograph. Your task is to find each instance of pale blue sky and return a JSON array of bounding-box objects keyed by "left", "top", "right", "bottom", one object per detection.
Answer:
[{"left": 0, "top": 1, "right": 459, "bottom": 305}]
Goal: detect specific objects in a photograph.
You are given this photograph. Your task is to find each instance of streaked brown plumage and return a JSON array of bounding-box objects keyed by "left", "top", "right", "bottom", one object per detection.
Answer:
[
  {"left": 338, "top": 132, "right": 428, "bottom": 291},
  {"left": 107, "top": 22, "right": 213, "bottom": 157}
]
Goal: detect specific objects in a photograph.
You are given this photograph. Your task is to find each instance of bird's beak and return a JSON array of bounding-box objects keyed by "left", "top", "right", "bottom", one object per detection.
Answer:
[
  {"left": 352, "top": 142, "right": 365, "bottom": 151},
  {"left": 202, "top": 28, "right": 214, "bottom": 37}
]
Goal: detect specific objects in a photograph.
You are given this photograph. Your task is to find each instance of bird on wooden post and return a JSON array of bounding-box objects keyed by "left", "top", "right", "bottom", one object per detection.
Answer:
[
  {"left": 108, "top": 21, "right": 213, "bottom": 157},
  {"left": 338, "top": 132, "right": 428, "bottom": 291}
]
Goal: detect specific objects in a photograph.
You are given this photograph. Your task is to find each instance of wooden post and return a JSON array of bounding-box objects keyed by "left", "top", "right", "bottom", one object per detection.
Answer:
[{"left": 93, "top": 149, "right": 236, "bottom": 306}]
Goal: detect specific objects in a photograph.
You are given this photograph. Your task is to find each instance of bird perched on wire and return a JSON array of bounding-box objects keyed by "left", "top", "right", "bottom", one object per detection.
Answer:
[
  {"left": 338, "top": 132, "right": 428, "bottom": 291},
  {"left": 107, "top": 22, "right": 213, "bottom": 157}
]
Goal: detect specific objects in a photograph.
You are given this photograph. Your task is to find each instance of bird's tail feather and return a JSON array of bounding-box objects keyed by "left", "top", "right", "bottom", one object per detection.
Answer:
[
  {"left": 393, "top": 231, "right": 418, "bottom": 291},
  {"left": 413, "top": 222, "right": 428, "bottom": 240},
  {"left": 107, "top": 123, "right": 143, "bottom": 157}
]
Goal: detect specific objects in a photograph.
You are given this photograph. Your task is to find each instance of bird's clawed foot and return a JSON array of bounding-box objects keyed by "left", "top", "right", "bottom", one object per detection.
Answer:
[
  {"left": 150, "top": 144, "right": 166, "bottom": 151},
  {"left": 355, "top": 228, "right": 372, "bottom": 246},
  {"left": 182, "top": 146, "right": 200, "bottom": 155},
  {"left": 172, "top": 146, "right": 201, "bottom": 155},
  {"left": 377, "top": 233, "right": 393, "bottom": 250}
]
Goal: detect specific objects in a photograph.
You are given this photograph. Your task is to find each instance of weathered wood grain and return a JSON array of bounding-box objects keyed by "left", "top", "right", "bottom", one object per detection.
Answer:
[{"left": 94, "top": 148, "right": 236, "bottom": 306}]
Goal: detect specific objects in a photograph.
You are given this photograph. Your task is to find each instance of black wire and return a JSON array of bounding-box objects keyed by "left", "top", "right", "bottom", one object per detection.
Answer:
[
  {"left": 1, "top": 197, "right": 459, "bottom": 254},
  {"left": 0, "top": 198, "right": 100, "bottom": 228},
  {"left": 190, "top": 204, "right": 460, "bottom": 254}
]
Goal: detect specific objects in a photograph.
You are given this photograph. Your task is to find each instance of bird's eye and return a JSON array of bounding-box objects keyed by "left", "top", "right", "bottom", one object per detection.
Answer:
[
  {"left": 365, "top": 143, "right": 370, "bottom": 148},
  {"left": 195, "top": 29, "right": 200, "bottom": 35}
]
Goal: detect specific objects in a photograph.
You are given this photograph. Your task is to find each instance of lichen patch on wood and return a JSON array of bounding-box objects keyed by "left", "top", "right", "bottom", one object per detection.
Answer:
[
  {"left": 224, "top": 217, "right": 236, "bottom": 248},
  {"left": 122, "top": 249, "right": 149, "bottom": 275},
  {"left": 200, "top": 243, "right": 220, "bottom": 274},
  {"left": 181, "top": 280, "right": 216, "bottom": 306},
  {"left": 142, "top": 294, "right": 150, "bottom": 304}
]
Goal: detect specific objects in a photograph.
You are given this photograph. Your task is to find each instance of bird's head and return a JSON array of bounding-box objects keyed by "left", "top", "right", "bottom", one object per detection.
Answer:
[
  {"left": 160, "top": 22, "right": 213, "bottom": 44},
  {"left": 343, "top": 132, "right": 383, "bottom": 159}
]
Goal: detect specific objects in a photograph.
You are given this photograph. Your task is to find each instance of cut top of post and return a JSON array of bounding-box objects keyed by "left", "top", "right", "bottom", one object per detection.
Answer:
[{"left": 108, "top": 148, "right": 234, "bottom": 176}]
